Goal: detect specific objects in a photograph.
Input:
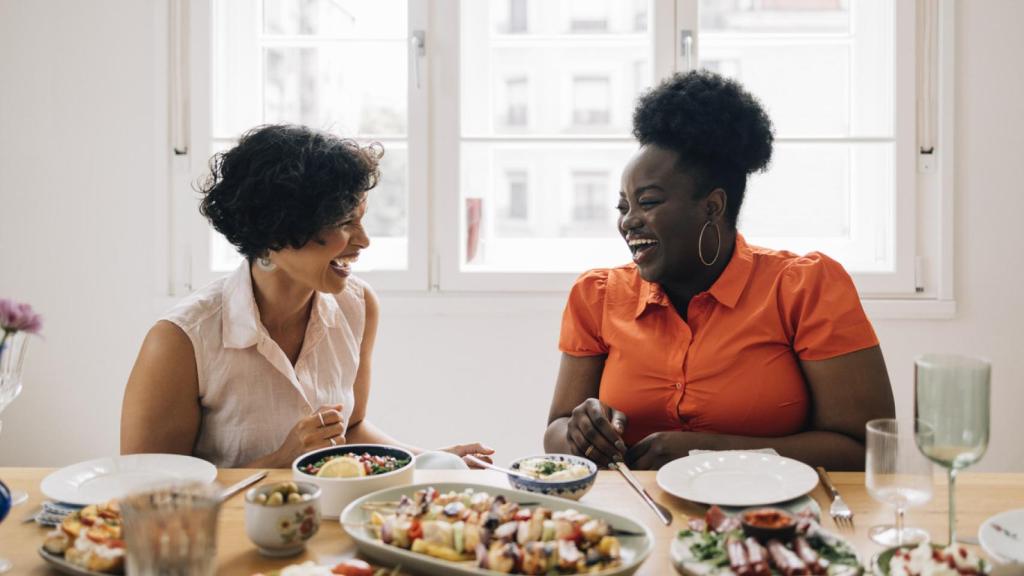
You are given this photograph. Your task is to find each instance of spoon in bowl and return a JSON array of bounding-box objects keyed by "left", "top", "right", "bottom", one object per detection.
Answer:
[{"left": 464, "top": 455, "right": 537, "bottom": 480}]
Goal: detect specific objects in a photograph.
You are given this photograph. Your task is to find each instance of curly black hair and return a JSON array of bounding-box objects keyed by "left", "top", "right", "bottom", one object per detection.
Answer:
[
  {"left": 198, "top": 124, "right": 383, "bottom": 261},
  {"left": 632, "top": 70, "right": 774, "bottom": 226}
]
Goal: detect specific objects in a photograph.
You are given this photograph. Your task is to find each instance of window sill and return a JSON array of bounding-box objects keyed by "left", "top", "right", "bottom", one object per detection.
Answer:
[{"left": 861, "top": 298, "right": 956, "bottom": 320}]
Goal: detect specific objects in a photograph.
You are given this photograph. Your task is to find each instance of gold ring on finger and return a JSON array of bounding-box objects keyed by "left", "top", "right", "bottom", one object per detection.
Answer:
[
  {"left": 330, "top": 437, "right": 337, "bottom": 446},
  {"left": 584, "top": 445, "right": 595, "bottom": 458}
]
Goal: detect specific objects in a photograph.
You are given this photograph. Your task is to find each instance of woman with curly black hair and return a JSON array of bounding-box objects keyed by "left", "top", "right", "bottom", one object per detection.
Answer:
[
  {"left": 544, "top": 71, "right": 894, "bottom": 471},
  {"left": 121, "top": 125, "right": 492, "bottom": 468}
]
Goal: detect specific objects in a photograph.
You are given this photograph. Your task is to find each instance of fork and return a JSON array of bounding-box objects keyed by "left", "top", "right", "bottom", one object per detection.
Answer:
[{"left": 816, "top": 466, "right": 854, "bottom": 528}]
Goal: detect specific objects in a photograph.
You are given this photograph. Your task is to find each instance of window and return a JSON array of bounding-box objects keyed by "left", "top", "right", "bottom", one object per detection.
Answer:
[
  {"left": 177, "top": 0, "right": 951, "bottom": 307},
  {"left": 571, "top": 76, "right": 612, "bottom": 127},
  {"left": 503, "top": 76, "right": 529, "bottom": 127},
  {"left": 569, "top": 0, "right": 609, "bottom": 33}
]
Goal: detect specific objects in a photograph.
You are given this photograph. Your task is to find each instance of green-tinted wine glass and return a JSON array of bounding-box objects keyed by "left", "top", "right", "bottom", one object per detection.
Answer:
[{"left": 914, "top": 353, "right": 990, "bottom": 546}]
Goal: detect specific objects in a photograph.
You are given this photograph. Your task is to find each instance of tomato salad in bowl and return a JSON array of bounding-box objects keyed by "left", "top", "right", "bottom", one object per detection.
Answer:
[{"left": 293, "top": 445, "right": 415, "bottom": 519}]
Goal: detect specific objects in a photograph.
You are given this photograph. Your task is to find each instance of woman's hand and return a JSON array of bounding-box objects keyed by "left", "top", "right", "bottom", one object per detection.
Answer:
[
  {"left": 441, "top": 442, "right": 495, "bottom": 468},
  {"left": 625, "top": 431, "right": 691, "bottom": 470},
  {"left": 566, "top": 398, "right": 627, "bottom": 466},
  {"left": 270, "top": 404, "right": 346, "bottom": 467}
]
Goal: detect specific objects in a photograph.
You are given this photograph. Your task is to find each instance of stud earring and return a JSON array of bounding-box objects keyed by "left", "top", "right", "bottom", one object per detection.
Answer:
[{"left": 256, "top": 256, "right": 276, "bottom": 272}]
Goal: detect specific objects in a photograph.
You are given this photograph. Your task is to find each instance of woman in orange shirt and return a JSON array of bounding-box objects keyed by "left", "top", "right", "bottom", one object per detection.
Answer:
[{"left": 543, "top": 71, "right": 894, "bottom": 471}]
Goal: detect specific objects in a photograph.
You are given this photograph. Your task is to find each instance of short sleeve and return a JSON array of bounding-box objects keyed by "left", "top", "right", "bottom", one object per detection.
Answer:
[
  {"left": 779, "top": 253, "right": 879, "bottom": 361},
  {"left": 558, "top": 269, "right": 610, "bottom": 356}
]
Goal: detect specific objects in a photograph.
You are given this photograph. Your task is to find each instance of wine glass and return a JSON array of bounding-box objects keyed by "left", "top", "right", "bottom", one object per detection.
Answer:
[
  {"left": 0, "top": 420, "right": 27, "bottom": 507},
  {"left": 0, "top": 478, "right": 13, "bottom": 572},
  {"left": 914, "top": 353, "right": 990, "bottom": 546},
  {"left": 865, "top": 418, "right": 934, "bottom": 546}
]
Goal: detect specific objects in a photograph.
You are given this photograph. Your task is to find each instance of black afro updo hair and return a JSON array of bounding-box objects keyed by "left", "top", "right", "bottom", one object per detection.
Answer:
[
  {"left": 198, "top": 124, "right": 383, "bottom": 261},
  {"left": 632, "top": 70, "right": 774, "bottom": 226}
]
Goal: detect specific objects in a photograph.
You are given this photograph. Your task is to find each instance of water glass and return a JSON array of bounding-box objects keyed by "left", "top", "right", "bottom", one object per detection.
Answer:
[
  {"left": 914, "top": 353, "right": 990, "bottom": 545},
  {"left": 865, "top": 418, "right": 934, "bottom": 546},
  {"left": 120, "top": 483, "right": 223, "bottom": 576}
]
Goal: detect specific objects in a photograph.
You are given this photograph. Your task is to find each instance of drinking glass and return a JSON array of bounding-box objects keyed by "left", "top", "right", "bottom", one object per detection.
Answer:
[
  {"left": 914, "top": 353, "right": 990, "bottom": 545},
  {"left": 865, "top": 418, "right": 934, "bottom": 546},
  {"left": 0, "top": 331, "right": 29, "bottom": 507},
  {"left": 120, "top": 483, "right": 223, "bottom": 576},
  {"left": 0, "top": 479, "right": 13, "bottom": 572}
]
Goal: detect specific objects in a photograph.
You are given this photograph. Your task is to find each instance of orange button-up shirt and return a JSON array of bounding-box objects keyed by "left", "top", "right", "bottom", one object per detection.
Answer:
[{"left": 558, "top": 234, "right": 879, "bottom": 447}]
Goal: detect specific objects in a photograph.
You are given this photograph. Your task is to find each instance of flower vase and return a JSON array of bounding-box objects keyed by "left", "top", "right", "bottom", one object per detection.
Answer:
[{"left": 0, "top": 330, "right": 28, "bottom": 507}]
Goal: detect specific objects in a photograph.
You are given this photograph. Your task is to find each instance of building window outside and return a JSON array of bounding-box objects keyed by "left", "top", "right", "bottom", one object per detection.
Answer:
[
  {"left": 505, "top": 170, "right": 529, "bottom": 220},
  {"left": 572, "top": 170, "right": 610, "bottom": 223},
  {"left": 572, "top": 76, "right": 611, "bottom": 126},
  {"left": 504, "top": 76, "right": 528, "bottom": 127}
]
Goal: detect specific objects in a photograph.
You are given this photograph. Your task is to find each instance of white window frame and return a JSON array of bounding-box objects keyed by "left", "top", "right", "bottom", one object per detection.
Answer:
[{"left": 171, "top": 0, "right": 956, "bottom": 319}]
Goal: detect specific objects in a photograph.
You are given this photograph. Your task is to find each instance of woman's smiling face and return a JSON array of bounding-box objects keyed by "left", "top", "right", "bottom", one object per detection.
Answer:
[
  {"left": 271, "top": 199, "right": 371, "bottom": 294},
  {"left": 617, "top": 145, "right": 714, "bottom": 285}
]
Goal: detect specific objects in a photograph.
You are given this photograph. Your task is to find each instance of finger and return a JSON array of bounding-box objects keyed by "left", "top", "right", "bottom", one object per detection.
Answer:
[
  {"left": 471, "top": 454, "right": 494, "bottom": 464},
  {"left": 317, "top": 422, "right": 345, "bottom": 441},
  {"left": 578, "top": 411, "right": 624, "bottom": 458},
  {"left": 569, "top": 425, "right": 616, "bottom": 464},
  {"left": 625, "top": 440, "right": 651, "bottom": 468},
  {"left": 458, "top": 443, "right": 495, "bottom": 455},
  {"left": 317, "top": 410, "right": 343, "bottom": 427},
  {"left": 585, "top": 403, "right": 627, "bottom": 454},
  {"left": 610, "top": 409, "right": 628, "bottom": 435}
]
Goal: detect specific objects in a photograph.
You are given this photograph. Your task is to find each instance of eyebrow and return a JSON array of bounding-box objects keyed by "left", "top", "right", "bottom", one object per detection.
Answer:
[{"left": 620, "top": 184, "right": 666, "bottom": 197}]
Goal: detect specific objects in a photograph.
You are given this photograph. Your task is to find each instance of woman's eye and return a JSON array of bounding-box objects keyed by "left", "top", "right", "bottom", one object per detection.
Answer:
[
  {"left": 615, "top": 202, "right": 628, "bottom": 213},
  {"left": 638, "top": 199, "right": 660, "bottom": 207}
]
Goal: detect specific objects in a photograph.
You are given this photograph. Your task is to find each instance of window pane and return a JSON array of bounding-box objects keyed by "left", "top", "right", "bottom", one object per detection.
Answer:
[
  {"left": 262, "top": 0, "right": 406, "bottom": 37},
  {"left": 460, "top": 143, "right": 634, "bottom": 272},
  {"left": 212, "top": 0, "right": 410, "bottom": 272},
  {"left": 700, "top": 0, "right": 851, "bottom": 34},
  {"left": 464, "top": 1, "right": 651, "bottom": 136},
  {"left": 263, "top": 43, "right": 407, "bottom": 137},
  {"left": 741, "top": 142, "right": 894, "bottom": 272},
  {"left": 699, "top": 0, "right": 893, "bottom": 138}
]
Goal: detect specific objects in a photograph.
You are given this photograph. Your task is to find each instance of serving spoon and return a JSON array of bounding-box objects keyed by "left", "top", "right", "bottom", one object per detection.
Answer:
[{"left": 464, "top": 455, "right": 537, "bottom": 480}]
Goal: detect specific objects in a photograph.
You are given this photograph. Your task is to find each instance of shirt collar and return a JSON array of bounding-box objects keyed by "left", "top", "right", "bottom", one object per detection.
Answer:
[
  {"left": 632, "top": 233, "right": 754, "bottom": 318},
  {"left": 221, "top": 261, "right": 344, "bottom": 349}
]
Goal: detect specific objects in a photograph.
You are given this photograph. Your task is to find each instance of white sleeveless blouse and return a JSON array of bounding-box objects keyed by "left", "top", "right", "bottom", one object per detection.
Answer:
[{"left": 161, "top": 262, "right": 366, "bottom": 468}]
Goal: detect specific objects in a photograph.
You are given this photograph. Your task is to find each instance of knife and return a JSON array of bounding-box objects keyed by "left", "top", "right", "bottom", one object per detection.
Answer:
[
  {"left": 609, "top": 461, "right": 673, "bottom": 526},
  {"left": 218, "top": 470, "right": 268, "bottom": 502}
]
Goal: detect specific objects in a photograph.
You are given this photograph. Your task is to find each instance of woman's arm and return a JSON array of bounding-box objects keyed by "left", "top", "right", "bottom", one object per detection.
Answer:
[
  {"left": 120, "top": 321, "right": 201, "bottom": 455},
  {"left": 543, "top": 353, "right": 626, "bottom": 466},
  {"left": 627, "top": 346, "right": 895, "bottom": 470}
]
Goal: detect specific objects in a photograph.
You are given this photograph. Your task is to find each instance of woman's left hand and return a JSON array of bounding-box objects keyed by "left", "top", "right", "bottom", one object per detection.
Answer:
[
  {"left": 625, "top": 431, "right": 691, "bottom": 470},
  {"left": 441, "top": 442, "right": 495, "bottom": 468}
]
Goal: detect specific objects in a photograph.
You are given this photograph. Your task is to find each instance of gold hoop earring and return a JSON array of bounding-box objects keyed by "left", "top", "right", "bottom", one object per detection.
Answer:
[{"left": 698, "top": 220, "right": 721, "bottom": 267}]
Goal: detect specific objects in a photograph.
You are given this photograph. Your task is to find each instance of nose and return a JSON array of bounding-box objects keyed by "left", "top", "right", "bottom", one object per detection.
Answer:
[
  {"left": 352, "top": 226, "right": 370, "bottom": 249},
  {"left": 619, "top": 207, "right": 642, "bottom": 234}
]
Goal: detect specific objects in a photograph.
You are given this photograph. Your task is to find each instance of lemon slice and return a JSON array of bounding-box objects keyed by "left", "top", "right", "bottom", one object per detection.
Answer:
[{"left": 316, "top": 456, "right": 366, "bottom": 478}]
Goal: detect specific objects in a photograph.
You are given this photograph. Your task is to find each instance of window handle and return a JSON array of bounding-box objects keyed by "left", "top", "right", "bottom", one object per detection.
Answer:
[
  {"left": 680, "top": 29, "right": 693, "bottom": 71},
  {"left": 410, "top": 30, "right": 426, "bottom": 89}
]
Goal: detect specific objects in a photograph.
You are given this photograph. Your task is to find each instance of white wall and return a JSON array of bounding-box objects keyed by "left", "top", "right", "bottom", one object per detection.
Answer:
[{"left": 1, "top": 0, "right": 1022, "bottom": 471}]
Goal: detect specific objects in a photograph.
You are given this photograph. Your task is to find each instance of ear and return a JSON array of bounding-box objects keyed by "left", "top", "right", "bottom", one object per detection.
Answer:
[{"left": 703, "top": 188, "right": 728, "bottom": 222}]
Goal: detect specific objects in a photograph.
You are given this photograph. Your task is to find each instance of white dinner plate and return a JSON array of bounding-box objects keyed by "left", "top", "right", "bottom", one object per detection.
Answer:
[
  {"left": 40, "top": 454, "right": 217, "bottom": 506},
  {"left": 656, "top": 451, "right": 819, "bottom": 507},
  {"left": 341, "top": 482, "right": 655, "bottom": 576},
  {"left": 979, "top": 508, "right": 1024, "bottom": 564}
]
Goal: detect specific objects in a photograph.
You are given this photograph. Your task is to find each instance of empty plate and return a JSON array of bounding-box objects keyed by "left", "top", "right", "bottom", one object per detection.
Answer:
[
  {"left": 40, "top": 454, "right": 217, "bottom": 506},
  {"left": 656, "top": 451, "right": 819, "bottom": 507}
]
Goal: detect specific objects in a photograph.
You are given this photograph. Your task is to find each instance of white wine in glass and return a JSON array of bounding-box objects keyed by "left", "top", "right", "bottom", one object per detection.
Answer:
[{"left": 914, "top": 353, "right": 990, "bottom": 546}]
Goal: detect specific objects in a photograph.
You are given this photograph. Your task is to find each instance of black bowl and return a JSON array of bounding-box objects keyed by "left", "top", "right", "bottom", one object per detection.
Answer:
[{"left": 740, "top": 507, "right": 797, "bottom": 542}]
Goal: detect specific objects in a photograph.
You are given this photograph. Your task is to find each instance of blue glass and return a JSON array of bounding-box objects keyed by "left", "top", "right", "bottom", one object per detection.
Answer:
[{"left": 0, "top": 479, "right": 11, "bottom": 572}]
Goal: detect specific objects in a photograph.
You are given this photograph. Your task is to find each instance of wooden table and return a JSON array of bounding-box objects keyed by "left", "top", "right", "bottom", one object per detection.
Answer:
[{"left": 2, "top": 468, "right": 1023, "bottom": 575}]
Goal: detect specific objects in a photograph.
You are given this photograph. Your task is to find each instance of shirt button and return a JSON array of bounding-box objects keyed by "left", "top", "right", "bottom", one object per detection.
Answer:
[{"left": 674, "top": 382, "right": 682, "bottom": 390}]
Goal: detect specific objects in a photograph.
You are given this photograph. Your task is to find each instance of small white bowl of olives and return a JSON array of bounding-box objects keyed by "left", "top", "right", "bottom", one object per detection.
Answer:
[{"left": 244, "top": 480, "right": 322, "bottom": 557}]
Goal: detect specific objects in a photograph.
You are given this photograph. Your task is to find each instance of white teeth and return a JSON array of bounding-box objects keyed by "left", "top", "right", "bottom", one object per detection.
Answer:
[{"left": 627, "top": 239, "right": 658, "bottom": 248}]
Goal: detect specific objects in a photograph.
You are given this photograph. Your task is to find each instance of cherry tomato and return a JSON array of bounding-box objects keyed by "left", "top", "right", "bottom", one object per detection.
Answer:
[{"left": 331, "top": 558, "right": 374, "bottom": 576}]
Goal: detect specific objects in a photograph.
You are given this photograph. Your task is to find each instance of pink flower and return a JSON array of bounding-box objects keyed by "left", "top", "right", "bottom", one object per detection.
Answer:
[{"left": 0, "top": 299, "right": 42, "bottom": 334}]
